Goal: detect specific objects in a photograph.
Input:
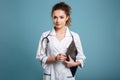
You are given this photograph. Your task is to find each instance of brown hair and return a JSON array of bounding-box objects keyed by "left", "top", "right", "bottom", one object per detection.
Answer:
[{"left": 51, "top": 2, "right": 71, "bottom": 27}]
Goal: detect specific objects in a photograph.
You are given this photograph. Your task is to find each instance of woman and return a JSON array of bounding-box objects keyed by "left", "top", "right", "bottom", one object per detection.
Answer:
[{"left": 36, "top": 2, "right": 86, "bottom": 80}]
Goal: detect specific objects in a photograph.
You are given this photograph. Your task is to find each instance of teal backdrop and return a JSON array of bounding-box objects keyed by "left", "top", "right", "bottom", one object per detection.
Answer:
[{"left": 0, "top": 0, "right": 120, "bottom": 80}]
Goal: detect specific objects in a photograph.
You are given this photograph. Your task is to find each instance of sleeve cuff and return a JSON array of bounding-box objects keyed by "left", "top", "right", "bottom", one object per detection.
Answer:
[
  {"left": 41, "top": 56, "right": 48, "bottom": 69},
  {"left": 76, "top": 59, "right": 84, "bottom": 69}
]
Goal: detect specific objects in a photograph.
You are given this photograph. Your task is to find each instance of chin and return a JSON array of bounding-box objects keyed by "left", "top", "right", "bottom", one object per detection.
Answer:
[
  {"left": 55, "top": 25, "right": 64, "bottom": 29},
  {"left": 55, "top": 26, "right": 60, "bottom": 29}
]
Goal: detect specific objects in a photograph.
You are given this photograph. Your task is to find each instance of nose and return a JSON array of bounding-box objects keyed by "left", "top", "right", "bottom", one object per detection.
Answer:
[{"left": 56, "top": 18, "right": 60, "bottom": 23}]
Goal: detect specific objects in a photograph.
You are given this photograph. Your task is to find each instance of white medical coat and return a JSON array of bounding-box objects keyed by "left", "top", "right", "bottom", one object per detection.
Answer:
[{"left": 36, "top": 27, "right": 86, "bottom": 80}]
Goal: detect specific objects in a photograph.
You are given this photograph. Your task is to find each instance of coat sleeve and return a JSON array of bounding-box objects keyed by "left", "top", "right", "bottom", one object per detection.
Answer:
[
  {"left": 74, "top": 33, "right": 86, "bottom": 69},
  {"left": 36, "top": 33, "right": 48, "bottom": 69}
]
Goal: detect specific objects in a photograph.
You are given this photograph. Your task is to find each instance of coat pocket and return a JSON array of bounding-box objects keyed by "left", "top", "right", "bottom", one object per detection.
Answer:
[{"left": 43, "top": 65, "right": 51, "bottom": 80}]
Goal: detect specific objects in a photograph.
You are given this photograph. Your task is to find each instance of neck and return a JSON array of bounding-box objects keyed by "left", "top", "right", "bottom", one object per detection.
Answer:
[
  {"left": 54, "top": 26, "right": 67, "bottom": 41},
  {"left": 54, "top": 27, "right": 66, "bottom": 34}
]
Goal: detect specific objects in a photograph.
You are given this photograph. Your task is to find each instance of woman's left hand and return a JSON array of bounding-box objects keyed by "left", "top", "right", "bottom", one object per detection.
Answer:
[{"left": 64, "top": 55, "right": 78, "bottom": 68}]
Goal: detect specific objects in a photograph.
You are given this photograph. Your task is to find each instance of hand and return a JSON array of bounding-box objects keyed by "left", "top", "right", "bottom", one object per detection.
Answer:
[
  {"left": 55, "top": 53, "right": 67, "bottom": 62},
  {"left": 64, "top": 55, "right": 77, "bottom": 68}
]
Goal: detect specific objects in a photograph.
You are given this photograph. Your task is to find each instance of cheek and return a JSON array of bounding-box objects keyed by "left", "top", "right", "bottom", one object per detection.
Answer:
[
  {"left": 62, "top": 19, "right": 67, "bottom": 23},
  {"left": 52, "top": 19, "right": 56, "bottom": 23}
]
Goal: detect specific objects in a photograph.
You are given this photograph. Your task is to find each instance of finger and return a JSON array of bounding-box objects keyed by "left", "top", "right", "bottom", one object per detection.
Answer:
[
  {"left": 68, "top": 55, "right": 72, "bottom": 60},
  {"left": 65, "top": 60, "right": 69, "bottom": 64}
]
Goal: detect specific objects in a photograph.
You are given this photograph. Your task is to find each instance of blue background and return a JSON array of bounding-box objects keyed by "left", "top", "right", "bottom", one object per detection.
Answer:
[{"left": 0, "top": 0, "right": 120, "bottom": 80}]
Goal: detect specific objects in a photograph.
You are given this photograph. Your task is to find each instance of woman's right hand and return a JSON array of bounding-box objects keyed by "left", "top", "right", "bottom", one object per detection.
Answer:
[{"left": 55, "top": 53, "right": 67, "bottom": 62}]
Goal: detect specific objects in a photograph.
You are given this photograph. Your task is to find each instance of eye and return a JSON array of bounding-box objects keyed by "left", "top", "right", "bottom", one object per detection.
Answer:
[
  {"left": 60, "top": 16, "right": 64, "bottom": 19},
  {"left": 53, "top": 16, "right": 57, "bottom": 19}
]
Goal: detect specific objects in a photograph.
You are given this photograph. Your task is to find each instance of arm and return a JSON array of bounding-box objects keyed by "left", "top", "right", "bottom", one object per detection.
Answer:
[
  {"left": 65, "top": 55, "right": 81, "bottom": 67},
  {"left": 46, "top": 54, "right": 67, "bottom": 64},
  {"left": 75, "top": 33, "right": 86, "bottom": 68},
  {"left": 36, "top": 32, "right": 50, "bottom": 69},
  {"left": 36, "top": 32, "right": 67, "bottom": 67},
  {"left": 64, "top": 33, "right": 86, "bottom": 68},
  {"left": 46, "top": 56, "right": 56, "bottom": 64}
]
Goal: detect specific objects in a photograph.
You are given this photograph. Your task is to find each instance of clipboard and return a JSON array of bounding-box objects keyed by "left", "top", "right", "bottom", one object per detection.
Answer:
[{"left": 66, "top": 40, "right": 78, "bottom": 76}]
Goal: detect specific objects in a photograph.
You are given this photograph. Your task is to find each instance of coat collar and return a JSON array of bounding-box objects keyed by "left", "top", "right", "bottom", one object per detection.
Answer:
[{"left": 49, "top": 26, "right": 71, "bottom": 37}]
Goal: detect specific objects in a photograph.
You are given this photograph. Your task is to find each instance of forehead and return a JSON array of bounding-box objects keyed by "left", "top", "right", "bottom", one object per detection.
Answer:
[{"left": 52, "top": 9, "right": 66, "bottom": 16}]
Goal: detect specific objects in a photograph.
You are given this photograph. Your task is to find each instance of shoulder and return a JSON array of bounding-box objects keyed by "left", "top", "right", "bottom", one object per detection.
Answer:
[
  {"left": 41, "top": 30, "right": 51, "bottom": 37},
  {"left": 70, "top": 31, "right": 80, "bottom": 38},
  {"left": 69, "top": 30, "right": 81, "bottom": 42}
]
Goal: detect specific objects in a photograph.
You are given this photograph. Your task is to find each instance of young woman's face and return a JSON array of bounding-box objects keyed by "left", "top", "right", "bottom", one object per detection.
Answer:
[{"left": 52, "top": 9, "right": 68, "bottom": 29}]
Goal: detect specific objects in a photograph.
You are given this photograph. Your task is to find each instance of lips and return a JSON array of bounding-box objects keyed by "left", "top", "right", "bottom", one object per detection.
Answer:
[{"left": 56, "top": 23, "right": 61, "bottom": 26}]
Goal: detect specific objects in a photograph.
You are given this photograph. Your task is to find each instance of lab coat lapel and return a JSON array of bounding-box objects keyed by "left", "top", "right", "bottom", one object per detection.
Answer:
[{"left": 49, "top": 27, "right": 71, "bottom": 53}]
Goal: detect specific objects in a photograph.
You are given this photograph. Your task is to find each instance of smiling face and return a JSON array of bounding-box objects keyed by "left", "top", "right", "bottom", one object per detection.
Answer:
[{"left": 52, "top": 9, "right": 68, "bottom": 29}]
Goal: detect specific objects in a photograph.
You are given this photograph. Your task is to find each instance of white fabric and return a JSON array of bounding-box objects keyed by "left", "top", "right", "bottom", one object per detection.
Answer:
[{"left": 36, "top": 27, "right": 86, "bottom": 80}]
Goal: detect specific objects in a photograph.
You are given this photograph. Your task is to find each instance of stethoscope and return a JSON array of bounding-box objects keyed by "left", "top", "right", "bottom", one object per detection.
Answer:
[
  {"left": 41, "top": 29, "right": 75, "bottom": 55},
  {"left": 41, "top": 29, "right": 78, "bottom": 77},
  {"left": 41, "top": 31, "right": 51, "bottom": 55}
]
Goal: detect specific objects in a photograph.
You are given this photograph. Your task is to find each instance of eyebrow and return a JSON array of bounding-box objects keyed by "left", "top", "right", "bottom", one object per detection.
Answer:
[{"left": 53, "top": 15, "right": 65, "bottom": 17}]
